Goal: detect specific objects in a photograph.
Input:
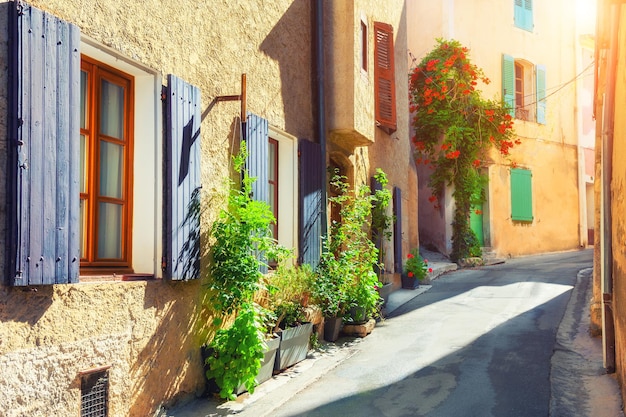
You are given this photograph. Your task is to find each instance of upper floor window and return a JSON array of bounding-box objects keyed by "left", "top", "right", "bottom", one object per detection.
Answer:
[
  {"left": 374, "top": 21, "right": 397, "bottom": 134},
  {"left": 514, "top": 0, "right": 534, "bottom": 32},
  {"left": 502, "top": 54, "right": 546, "bottom": 124}
]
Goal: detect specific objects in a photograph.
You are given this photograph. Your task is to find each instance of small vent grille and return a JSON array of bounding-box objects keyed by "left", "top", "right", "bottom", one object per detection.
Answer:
[{"left": 81, "top": 370, "right": 109, "bottom": 417}]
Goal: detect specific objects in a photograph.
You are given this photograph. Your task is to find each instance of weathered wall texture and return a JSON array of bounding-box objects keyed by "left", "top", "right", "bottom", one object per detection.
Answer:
[
  {"left": 0, "top": 0, "right": 314, "bottom": 415},
  {"left": 608, "top": 4, "right": 626, "bottom": 404},
  {"left": 407, "top": 0, "right": 583, "bottom": 258},
  {"left": 326, "top": 0, "right": 418, "bottom": 279}
]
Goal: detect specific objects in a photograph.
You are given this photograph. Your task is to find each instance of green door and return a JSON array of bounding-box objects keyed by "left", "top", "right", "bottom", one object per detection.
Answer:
[{"left": 470, "top": 203, "right": 484, "bottom": 246}]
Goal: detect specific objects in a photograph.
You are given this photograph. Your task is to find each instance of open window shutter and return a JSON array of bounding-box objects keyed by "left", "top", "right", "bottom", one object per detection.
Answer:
[
  {"left": 524, "top": 0, "right": 534, "bottom": 31},
  {"left": 7, "top": 3, "right": 80, "bottom": 285},
  {"left": 393, "top": 187, "right": 403, "bottom": 273},
  {"left": 165, "top": 74, "right": 201, "bottom": 281},
  {"left": 514, "top": 0, "right": 533, "bottom": 31},
  {"left": 502, "top": 54, "right": 515, "bottom": 118},
  {"left": 246, "top": 113, "right": 269, "bottom": 204},
  {"left": 246, "top": 113, "right": 269, "bottom": 273},
  {"left": 510, "top": 168, "right": 533, "bottom": 222},
  {"left": 536, "top": 64, "right": 546, "bottom": 124},
  {"left": 298, "top": 140, "right": 322, "bottom": 268},
  {"left": 374, "top": 22, "right": 397, "bottom": 134}
]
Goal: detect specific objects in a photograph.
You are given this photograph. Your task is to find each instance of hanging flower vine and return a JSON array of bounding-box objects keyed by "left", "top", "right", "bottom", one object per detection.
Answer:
[{"left": 409, "top": 39, "right": 518, "bottom": 261}]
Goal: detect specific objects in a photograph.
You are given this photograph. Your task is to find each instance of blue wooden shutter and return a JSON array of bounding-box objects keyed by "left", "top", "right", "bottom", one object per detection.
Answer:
[
  {"left": 245, "top": 113, "right": 269, "bottom": 273},
  {"left": 298, "top": 140, "right": 323, "bottom": 267},
  {"left": 246, "top": 113, "right": 269, "bottom": 205},
  {"left": 514, "top": 0, "right": 533, "bottom": 31},
  {"left": 510, "top": 168, "right": 533, "bottom": 222},
  {"left": 502, "top": 54, "right": 515, "bottom": 118},
  {"left": 536, "top": 64, "right": 546, "bottom": 124},
  {"left": 7, "top": 3, "right": 80, "bottom": 285},
  {"left": 393, "top": 187, "right": 403, "bottom": 273},
  {"left": 165, "top": 74, "right": 201, "bottom": 281}
]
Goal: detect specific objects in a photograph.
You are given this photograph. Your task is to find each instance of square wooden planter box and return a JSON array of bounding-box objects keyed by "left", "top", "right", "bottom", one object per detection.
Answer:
[{"left": 274, "top": 322, "right": 313, "bottom": 372}]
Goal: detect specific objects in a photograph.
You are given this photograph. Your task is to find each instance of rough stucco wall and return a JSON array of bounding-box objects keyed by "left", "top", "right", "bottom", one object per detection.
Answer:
[
  {"left": 610, "top": 5, "right": 626, "bottom": 404},
  {"left": 0, "top": 1, "right": 314, "bottom": 416},
  {"left": 356, "top": 0, "right": 416, "bottom": 273}
]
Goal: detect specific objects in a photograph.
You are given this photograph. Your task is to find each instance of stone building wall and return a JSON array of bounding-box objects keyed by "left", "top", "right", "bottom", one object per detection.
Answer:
[{"left": 0, "top": 0, "right": 314, "bottom": 415}]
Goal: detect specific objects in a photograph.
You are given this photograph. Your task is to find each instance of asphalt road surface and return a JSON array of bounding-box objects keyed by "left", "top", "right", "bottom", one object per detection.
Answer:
[{"left": 264, "top": 250, "right": 593, "bottom": 417}]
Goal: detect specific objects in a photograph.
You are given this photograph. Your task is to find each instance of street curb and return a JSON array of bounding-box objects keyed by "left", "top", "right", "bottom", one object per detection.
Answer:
[{"left": 549, "top": 268, "right": 624, "bottom": 417}]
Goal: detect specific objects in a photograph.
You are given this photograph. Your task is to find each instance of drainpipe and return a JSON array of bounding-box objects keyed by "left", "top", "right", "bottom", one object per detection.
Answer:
[
  {"left": 315, "top": 0, "right": 328, "bottom": 239},
  {"left": 601, "top": 1, "right": 618, "bottom": 374}
]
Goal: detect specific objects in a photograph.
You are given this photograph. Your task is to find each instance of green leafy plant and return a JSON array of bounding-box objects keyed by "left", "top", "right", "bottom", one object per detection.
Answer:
[
  {"left": 409, "top": 39, "right": 517, "bottom": 261},
  {"left": 370, "top": 169, "right": 394, "bottom": 279},
  {"left": 266, "top": 263, "right": 315, "bottom": 329},
  {"left": 404, "top": 248, "right": 432, "bottom": 281},
  {"left": 205, "top": 143, "right": 289, "bottom": 399},
  {"left": 316, "top": 170, "right": 384, "bottom": 321},
  {"left": 204, "top": 302, "right": 266, "bottom": 400}
]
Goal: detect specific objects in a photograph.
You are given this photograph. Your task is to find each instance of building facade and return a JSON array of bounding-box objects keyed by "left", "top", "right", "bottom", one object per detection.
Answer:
[
  {"left": 407, "top": 0, "right": 588, "bottom": 258},
  {"left": 0, "top": 0, "right": 415, "bottom": 415}
]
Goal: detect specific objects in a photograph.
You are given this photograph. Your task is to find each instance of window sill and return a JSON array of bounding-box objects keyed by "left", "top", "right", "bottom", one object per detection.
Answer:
[{"left": 79, "top": 274, "right": 156, "bottom": 283}]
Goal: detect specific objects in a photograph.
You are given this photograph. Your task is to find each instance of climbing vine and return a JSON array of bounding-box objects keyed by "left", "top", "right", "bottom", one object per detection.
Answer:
[{"left": 409, "top": 39, "right": 517, "bottom": 261}]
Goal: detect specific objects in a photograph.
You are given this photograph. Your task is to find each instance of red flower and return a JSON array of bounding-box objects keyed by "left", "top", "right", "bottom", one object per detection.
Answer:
[
  {"left": 485, "top": 109, "right": 495, "bottom": 117},
  {"left": 424, "top": 259, "right": 429, "bottom": 263},
  {"left": 408, "top": 272, "right": 414, "bottom": 278},
  {"left": 428, "top": 195, "right": 437, "bottom": 203},
  {"left": 472, "top": 159, "right": 481, "bottom": 168},
  {"left": 475, "top": 209, "right": 483, "bottom": 215},
  {"left": 428, "top": 268, "right": 433, "bottom": 273},
  {"left": 441, "top": 143, "right": 450, "bottom": 151},
  {"left": 407, "top": 253, "right": 414, "bottom": 259}
]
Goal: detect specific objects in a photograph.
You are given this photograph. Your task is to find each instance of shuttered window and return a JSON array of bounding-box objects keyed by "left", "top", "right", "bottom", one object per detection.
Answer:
[
  {"left": 7, "top": 2, "right": 81, "bottom": 285},
  {"left": 502, "top": 54, "right": 516, "bottom": 118},
  {"left": 514, "top": 0, "right": 534, "bottom": 32},
  {"left": 298, "top": 140, "right": 323, "bottom": 268},
  {"left": 80, "top": 57, "right": 134, "bottom": 270},
  {"left": 164, "top": 75, "right": 201, "bottom": 281},
  {"left": 374, "top": 22, "right": 397, "bottom": 134},
  {"left": 536, "top": 64, "right": 547, "bottom": 124},
  {"left": 510, "top": 168, "right": 533, "bottom": 222}
]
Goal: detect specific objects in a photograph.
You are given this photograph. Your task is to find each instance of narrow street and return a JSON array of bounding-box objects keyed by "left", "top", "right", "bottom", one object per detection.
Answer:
[{"left": 169, "top": 249, "right": 623, "bottom": 417}]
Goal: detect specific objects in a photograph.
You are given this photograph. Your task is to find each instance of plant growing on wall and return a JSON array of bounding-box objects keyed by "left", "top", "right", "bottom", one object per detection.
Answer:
[
  {"left": 205, "top": 143, "right": 288, "bottom": 399},
  {"left": 409, "top": 38, "right": 517, "bottom": 261},
  {"left": 370, "top": 169, "right": 394, "bottom": 279},
  {"left": 316, "top": 170, "right": 388, "bottom": 321}
]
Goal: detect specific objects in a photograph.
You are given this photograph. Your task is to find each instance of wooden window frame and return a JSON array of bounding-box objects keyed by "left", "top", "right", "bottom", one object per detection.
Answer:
[
  {"left": 269, "top": 138, "right": 279, "bottom": 240},
  {"left": 80, "top": 55, "right": 134, "bottom": 273}
]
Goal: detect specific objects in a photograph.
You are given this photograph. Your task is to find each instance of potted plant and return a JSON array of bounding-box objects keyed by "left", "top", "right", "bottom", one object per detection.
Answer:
[
  {"left": 322, "top": 171, "right": 384, "bottom": 327},
  {"left": 204, "top": 143, "right": 288, "bottom": 399},
  {"left": 314, "top": 242, "right": 348, "bottom": 342},
  {"left": 266, "top": 263, "right": 315, "bottom": 371},
  {"left": 402, "top": 248, "right": 433, "bottom": 289}
]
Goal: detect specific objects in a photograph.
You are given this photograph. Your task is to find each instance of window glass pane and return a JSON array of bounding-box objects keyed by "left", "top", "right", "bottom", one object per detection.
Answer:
[
  {"left": 100, "top": 79, "right": 124, "bottom": 140},
  {"left": 97, "top": 202, "right": 122, "bottom": 259},
  {"left": 99, "top": 141, "right": 123, "bottom": 199},
  {"left": 80, "top": 134, "right": 87, "bottom": 193},
  {"left": 269, "top": 141, "right": 277, "bottom": 181},
  {"left": 80, "top": 199, "right": 87, "bottom": 258},
  {"left": 80, "top": 71, "right": 88, "bottom": 129}
]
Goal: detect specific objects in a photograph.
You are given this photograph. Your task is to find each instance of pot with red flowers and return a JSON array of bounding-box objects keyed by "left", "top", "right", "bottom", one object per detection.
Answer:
[{"left": 402, "top": 248, "right": 433, "bottom": 290}]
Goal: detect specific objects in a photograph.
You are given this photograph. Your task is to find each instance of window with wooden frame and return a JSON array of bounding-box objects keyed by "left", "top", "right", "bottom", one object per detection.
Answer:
[
  {"left": 268, "top": 138, "right": 279, "bottom": 240},
  {"left": 374, "top": 21, "right": 397, "bottom": 134},
  {"left": 80, "top": 56, "right": 134, "bottom": 272}
]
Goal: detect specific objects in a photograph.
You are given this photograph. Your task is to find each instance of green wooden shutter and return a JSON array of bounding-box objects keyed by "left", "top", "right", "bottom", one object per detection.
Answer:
[
  {"left": 510, "top": 168, "right": 533, "bottom": 222},
  {"left": 536, "top": 64, "right": 546, "bottom": 124},
  {"left": 502, "top": 54, "right": 515, "bottom": 118},
  {"left": 165, "top": 74, "right": 201, "bottom": 281},
  {"left": 8, "top": 3, "right": 81, "bottom": 285}
]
